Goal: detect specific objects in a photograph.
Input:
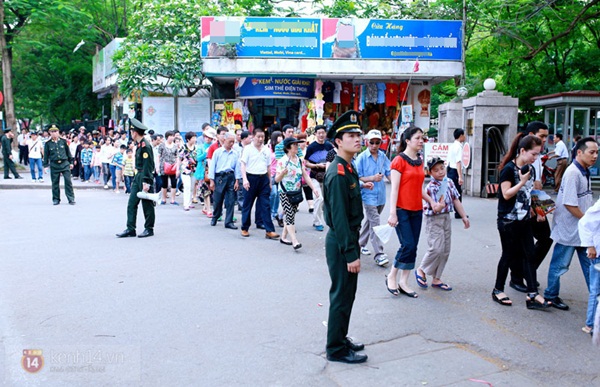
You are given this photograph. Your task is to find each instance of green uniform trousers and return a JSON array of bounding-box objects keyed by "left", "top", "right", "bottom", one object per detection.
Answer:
[
  {"left": 50, "top": 161, "right": 74, "bottom": 203},
  {"left": 126, "top": 174, "right": 155, "bottom": 232},
  {"left": 326, "top": 230, "right": 359, "bottom": 356}
]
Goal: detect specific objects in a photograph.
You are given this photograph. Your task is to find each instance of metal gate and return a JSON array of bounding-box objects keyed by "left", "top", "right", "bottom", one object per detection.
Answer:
[{"left": 481, "top": 126, "right": 506, "bottom": 198}]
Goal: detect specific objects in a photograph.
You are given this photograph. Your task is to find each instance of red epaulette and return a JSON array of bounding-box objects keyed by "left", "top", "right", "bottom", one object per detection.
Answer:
[
  {"left": 347, "top": 164, "right": 353, "bottom": 174},
  {"left": 337, "top": 164, "right": 345, "bottom": 176}
]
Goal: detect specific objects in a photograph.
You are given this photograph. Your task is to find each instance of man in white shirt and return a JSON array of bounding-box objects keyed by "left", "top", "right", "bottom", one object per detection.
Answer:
[
  {"left": 553, "top": 133, "right": 569, "bottom": 192},
  {"left": 240, "top": 127, "right": 280, "bottom": 239},
  {"left": 446, "top": 129, "right": 464, "bottom": 219},
  {"left": 17, "top": 128, "right": 30, "bottom": 165},
  {"left": 544, "top": 137, "right": 598, "bottom": 310},
  {"left": 27, "top": 131, "right": 45, "bottom": 182}
]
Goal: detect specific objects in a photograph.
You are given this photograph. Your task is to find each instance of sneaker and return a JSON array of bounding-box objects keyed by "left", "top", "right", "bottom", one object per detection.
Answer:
[
  {"left": 39, "top": 179, "right": 44, "bottom": 183},
  {"left": 314, "top": 224, "right": 324, "bottom": 232},
  {"left": 361, "top": 247, "right": 371, "bottom": 255},
  {"left": 374, "top": 254, "right": 389, "bottom": 267},
  {"left": 104, "top": 184, "right": 109, "bottom": 189}
]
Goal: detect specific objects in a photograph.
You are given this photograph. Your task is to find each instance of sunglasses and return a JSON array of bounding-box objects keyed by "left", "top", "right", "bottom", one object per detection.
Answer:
[{"left": 369, "top": 141, "right": 381, "bottom": 145}]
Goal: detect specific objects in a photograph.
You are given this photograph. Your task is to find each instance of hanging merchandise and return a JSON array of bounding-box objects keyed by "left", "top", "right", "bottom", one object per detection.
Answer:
[
  {"left": 359, "top": 85, "right": 365, "bottom": 111},
  {"left": 299, "top": 99, "right": 309, "bottom": 132},
  {"left": 340, "top": 82, "right": 352, "bottom": 106},
  {"left": 385, "top": 83, "right": 399, "bottom": 107},
  {"left": 212, "top": 110, "right": 222, "bottom": 127},
  {"left": 333, "top": 82, "right": 342, "bottom": 104},
  {"left": 314, "top": 79, "right": 325, "bottom": 125},
  {"left": 399, "top": 82, "right": 409, "bottom": 102},
  {"left": 242, "top": 100, "right": 250, "bottom": 122},
  {"left": 223, "top": 101, "right": 235, "bottom": 126},
  {"left": 322, "top": 81, "right": 334, "bottom": 103},
  {"left": 376, "top": 83, "right": 386, "bottom": 104},
  {"left": 365, "top": 84, "right": 377, "bottom": 104}
]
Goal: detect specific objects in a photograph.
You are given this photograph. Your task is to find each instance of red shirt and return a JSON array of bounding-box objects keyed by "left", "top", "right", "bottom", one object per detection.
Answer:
[
  {"left": 385, "top": 83, "right": 399, "bottom": 107},
  {"left": 390, "top": 155, "right": 425, "bottom": 211},
  {"left": 340, "top": 82, "right": 352, "bottom": 105},
  {"left": 380, "top": 134, "right": 390, "bottom": 151},
  {"left": 207, "top": 141, "right": 220, "bottom": 159}
]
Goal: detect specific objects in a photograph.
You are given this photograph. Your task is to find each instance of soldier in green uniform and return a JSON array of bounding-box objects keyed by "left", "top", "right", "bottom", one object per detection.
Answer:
[
  {"left": 323, "top": 110, "right": 368, "bottom": 364},
  {"left": 2, "top": 128, "right": 23, "bottom": 179},
  {"left": 116, "top": 118, "right": 155, "bottom": 238},
  {"left": 43, "top": 125, "right": 75, "bottom": 205}
]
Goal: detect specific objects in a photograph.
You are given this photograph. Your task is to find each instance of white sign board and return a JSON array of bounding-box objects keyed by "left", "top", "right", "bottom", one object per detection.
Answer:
[
  {"left": 177, "top": 97, "right": 211, "bottom": 134},
  {"left": 423, "top": 142, "right": 452, "bottom": 163},
  {"left": 142, "top": 97, "right": 175, "bottom": 134}
]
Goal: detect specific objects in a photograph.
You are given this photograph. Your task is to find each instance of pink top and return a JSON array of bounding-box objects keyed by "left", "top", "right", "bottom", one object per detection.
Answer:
[{"left": 270, "top": 150, "right": 277, "bottom": 177}]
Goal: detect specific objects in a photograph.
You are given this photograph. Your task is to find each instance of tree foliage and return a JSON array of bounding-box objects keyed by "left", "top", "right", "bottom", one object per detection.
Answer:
[{"left": 2, "top": 0, "right": 130, "bottom": 126}]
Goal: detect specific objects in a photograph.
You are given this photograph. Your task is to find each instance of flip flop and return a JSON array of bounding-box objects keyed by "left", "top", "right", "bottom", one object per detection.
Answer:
[
  {"left": 415, "top": 271, "right": 428, "bottom": 289},
  {"left": 432, "top": 283, "right": 452, "bottom": 291}
]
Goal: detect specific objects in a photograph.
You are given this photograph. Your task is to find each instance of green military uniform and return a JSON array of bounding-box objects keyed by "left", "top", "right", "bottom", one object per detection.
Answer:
[
  {"left": 323, "top": 110, "right": 365, "bottom": 360},
  {"left": 125, "top": 123, "right": 155, "bottom": 234},
  {"left": 43, "top": 126, "right": 75, "bottom": 204},
  {"left": 2, "top": 129, "right": 21, "bottom": 179}
]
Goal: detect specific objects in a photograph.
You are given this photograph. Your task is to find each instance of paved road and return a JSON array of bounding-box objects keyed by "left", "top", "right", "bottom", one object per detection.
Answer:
[{"left": 0, "top": 183, "right": 598, "bottom": 386}]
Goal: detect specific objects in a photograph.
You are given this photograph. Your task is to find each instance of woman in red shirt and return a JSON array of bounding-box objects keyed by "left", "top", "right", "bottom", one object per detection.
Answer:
[{"left": 385, "top": 127, "right": 441, "bottom": 297}]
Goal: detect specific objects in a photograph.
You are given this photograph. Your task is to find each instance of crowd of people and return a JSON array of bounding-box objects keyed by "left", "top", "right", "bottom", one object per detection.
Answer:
[{"left": 3, "top": 116, "right": 599, "bottom": 361}]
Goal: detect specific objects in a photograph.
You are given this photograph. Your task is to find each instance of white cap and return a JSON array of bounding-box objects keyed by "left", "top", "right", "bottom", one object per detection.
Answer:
[
  {"left": 203, "top": 128, "right": 217, "bottom": 139},
  {"left": 365, "top": 130, "right": 382, "bottom": 141}
]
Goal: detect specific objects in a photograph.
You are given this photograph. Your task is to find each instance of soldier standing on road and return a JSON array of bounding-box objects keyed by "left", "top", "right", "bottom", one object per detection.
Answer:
[
  {"left": 1, "top": 128, "right": 23, "bottom": 179},
  {"left": 43, "top": 125, "right": 75, "bottom": 205},
  {"left": 116, "top": 119, "right": 155, "bottom": 238},
  {"left": 323, "top": 110, "right": 368, "bottom": 364}
]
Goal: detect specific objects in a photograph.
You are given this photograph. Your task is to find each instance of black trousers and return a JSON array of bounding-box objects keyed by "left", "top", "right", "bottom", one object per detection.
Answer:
[
  {"left": 126, "top": 174, "right": 155, "bottom": 232},
  {"left": 326, "top": 230, "right": 359, "bottom": 356},
  {"left": 496, "top": 219, "right": 538, "bottom": 293},
  {"left": 212, "top": 173, "right": 236, "bottom": 226},
  {"left": 510, "top": 217, "right": 553, "bottom": 285},
  {"left": 3, "top": 157, "right": 20, "bottom": 178},
  {"left": 19, "top": 145, "right": 29, "bottom": 165}
]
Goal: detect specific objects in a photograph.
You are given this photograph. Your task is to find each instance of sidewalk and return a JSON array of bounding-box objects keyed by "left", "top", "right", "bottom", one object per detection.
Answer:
[{"left": 0, "top": 167, "right": 103, "bottom": 190}]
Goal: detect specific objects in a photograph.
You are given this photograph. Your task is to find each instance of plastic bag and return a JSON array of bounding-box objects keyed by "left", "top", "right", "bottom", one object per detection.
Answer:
[{"left": 373, "top": 224, "right": 395, "bottom": 244}]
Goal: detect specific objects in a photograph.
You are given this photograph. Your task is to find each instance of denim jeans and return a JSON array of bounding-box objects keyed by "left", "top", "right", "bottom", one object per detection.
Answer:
[
  {"left": 544, "top": 243, "right": 590, "bottom": 300},
  {"left": 109, "top": 164, "right": 117, "bottom": 189},
  {"left": 29, "top": 158, "right": 43, "bottom": 179},
  {"left": 93, "top": 166, "right": 101, "bottom": 181},
  {"left": 124, "top": 175, "right": 133, "bottom": 193},
  {"left": 586, "top": 258, "right": 600, "bottom": 328},
  {"left": 83, "top": 165, "right": 92, "bottom": 181},
  {"left": 270, "top": 176, "right": 280, "bottom": 219},
  {"left": 102, "top": 163, "right": 111, "bottom": 184},
  {"left": 393, "top": 208, "right": 423, "bottom": 270}
]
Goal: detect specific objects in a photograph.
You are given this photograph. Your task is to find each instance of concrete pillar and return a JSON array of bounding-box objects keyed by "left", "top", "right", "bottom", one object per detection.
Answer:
[
  {"left": 462, "top": 85, "right": 518, "bottom": 197},
  {"left": 438, "top": 101, "right": 463, "bottom": 143}
]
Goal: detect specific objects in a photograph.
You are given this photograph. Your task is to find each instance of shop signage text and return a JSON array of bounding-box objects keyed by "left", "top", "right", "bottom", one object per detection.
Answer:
[{"left": 235, "top": 77, "right": 315, "bottom": 99}]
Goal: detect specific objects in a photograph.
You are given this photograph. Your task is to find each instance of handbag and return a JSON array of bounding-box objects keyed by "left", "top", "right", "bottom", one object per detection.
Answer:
[
  {"left": 164, "top": 162, "right": 177, "bottom": 175},
  {"left": 280, "top": 182, "right": 304, "bottom": 205}
]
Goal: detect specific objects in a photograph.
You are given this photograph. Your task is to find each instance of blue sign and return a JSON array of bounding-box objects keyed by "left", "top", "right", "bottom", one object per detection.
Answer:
[
  {"left": 202, "top": 17, "right": 321, "bottom": 58},
  {"left": 322, "top": 19, "right": 462, "bottom": 60},
  {"left": 202, "top": 17, "right": 463, "bottom": 61},
  {"left": 235, "top": 77, "right": 314, "bottom": 99}
]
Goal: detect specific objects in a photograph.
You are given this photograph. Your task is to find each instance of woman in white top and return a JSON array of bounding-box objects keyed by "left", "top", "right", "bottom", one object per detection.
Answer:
[
  {"left": 275, "top": 137, "right": 319, "bottom": 249},
  {"left": 27, "top": 131, "right": 44, "bottom": 181}
]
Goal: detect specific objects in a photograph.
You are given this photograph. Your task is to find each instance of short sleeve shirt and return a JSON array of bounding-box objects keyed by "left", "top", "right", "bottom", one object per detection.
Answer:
[
  {"left": 340, "top": 82, "right": 353, "bottom": 105},
  {"left": 277, "top": 155, "right": 303, "bottom": 192},
  {"left": 551, "top": 162, "right": 594, "bottom": 245},
  {"left": 385, "top": 83, "right": 399, "bottom": 107},
  {"left": 390, "top": 154, "right": 425, "bottom": 211},
  {"left": 497, "top": 161, "right": 533, "bottom": 221}
]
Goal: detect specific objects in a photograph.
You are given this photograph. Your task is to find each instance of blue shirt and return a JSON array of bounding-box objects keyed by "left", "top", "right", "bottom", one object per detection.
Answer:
[
  {"left": 355, "top": 149, "right": 391, "bottom": 206},
  {"left": 209, "top": 147, "right": 241, "bottom": 180}
]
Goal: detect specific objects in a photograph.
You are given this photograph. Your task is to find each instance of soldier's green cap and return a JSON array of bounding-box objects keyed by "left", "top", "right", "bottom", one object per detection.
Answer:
[
  {"left": 130, "top": 118, "right": 148, "bottom": 134},
  {"left": 48, "top": 125, "right": 59, "bottom": 132},
  {"left": 326, "top": 110, "right": 362, "bottom": 141}
]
